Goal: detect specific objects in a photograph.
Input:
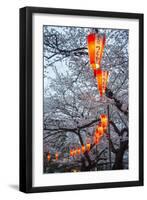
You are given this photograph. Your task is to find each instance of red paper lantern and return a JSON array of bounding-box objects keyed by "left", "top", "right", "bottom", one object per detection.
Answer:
[
  {"left": 95, "top": 123, "right": 104, "bottom": 138},
  {"left": 77, "top": 147, "right": 81, "bottom": 155},
  {"left": 47, "top": 152, "right": 51, "bottom": 161},
  {"left": 100, "top": 114, "right": 108, "bottom": 131},
  {"left": 87, "top": 33, "right": 106, "bottom": 74},
  {"left": 86, "top": 142, "right": 91, "bottom": 151},
  {"left": 95, "top": 69, "right": 109, "bottom": 97},
  {"left": 93, "top": 135, "right": 100, "bottom": 144},
  {"left": 73, "top": 149, "right": 77, "bottom": 156},
  {"left": 81, "top": 145, "right": 85, "bottom": 154},
  {"left": 70, "top": 149, "right": 74, "bottom": 157},
  {"left": 86, "top": 138, "right": 91, "bottom": 151},
  {"left": 95, "top": 126, "right": 100, "bottom": 138},
  {"left": 97, "top": 123, "right": 104, "bottom": 137},
  {"left": 55, "top": 152, "right": 58, "bottom": 160}
]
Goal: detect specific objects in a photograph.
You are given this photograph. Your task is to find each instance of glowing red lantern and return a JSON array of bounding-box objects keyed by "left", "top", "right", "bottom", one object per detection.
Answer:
[
  {"left": 70, "top": 149, "right": 74, "bottom": 157},
  {"left": 86, "top": 143, "right": 91, "bottom": 151},
  {"left": 81, "top": 145, "right": 85, "bottom": 154},
  {"left": 55, "top": 152, "right": 58, "bottom": 160},
  {"left": 93, "top": 135, "right": 100, "bottom": 144},
  {"left": 95, "top": 123, "right": 104, "bottom": 138},
  {"left": 86, "top": 140, "right": 91, "bottom": 151},
  {"left": 77, "top": 147, "right": 81, "bottom": 155},
  {"left": 95, "top": 126, "right": 100, "bottom": 138},
  {"left": 73, "top": 149, "right": 77, "bottom": 156},
  {"left": 96, "top": 69, "right": 109, "bottom": 97},
  {"left": 97, "top": 123, "right": 104, "bottom": 137},
  {"left": 87, "top": 33, "right": 106, "bottom": 75},
  {"left": 47, "top": 152, "right": 51, "bottom": 161},
  {"left": 86, "top": 138, "right": 91, "bottom": 151},
  {"left": 100, "top": 114, "right": 108, "bottom": 131}
]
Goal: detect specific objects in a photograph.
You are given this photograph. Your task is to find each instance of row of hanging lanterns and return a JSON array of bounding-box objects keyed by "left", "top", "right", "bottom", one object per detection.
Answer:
[
  {"left": 87, "top": 33, "right": 109, "bottom": 97},
  {"left": 69, "top": 145, "right": 86, "bottom": 156},
  {"left": 47, "top": 152, "right": 58, "bottom": 161},
  {"left": 94, "top": 114, "right": 108, "bottom": 145},
  {"left": 46, "top": 33, "right": 109, "bottom": 163},
  {"left": 47, "top": 143, "right": 90, "bottom": 161},
  {"left": 47, "top": 114, "right": 108, "bottom": 161},
  {"left": 69, "top": 138, "right": 91, "bottom": 158}
]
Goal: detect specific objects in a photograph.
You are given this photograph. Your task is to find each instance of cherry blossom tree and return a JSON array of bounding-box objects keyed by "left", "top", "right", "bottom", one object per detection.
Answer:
[{"left": 43, "top": 26, "right": 128, "bottom": 173}]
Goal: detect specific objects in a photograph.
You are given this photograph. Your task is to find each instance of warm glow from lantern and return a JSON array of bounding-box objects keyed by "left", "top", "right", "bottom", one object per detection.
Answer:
[
  {"left": 96, "top": 69, "right": 109, "bottom": 96},
  {"left": 87, "top": 33, "right": 106, "bottom": 73},
  {"left": 103, "top": 127, "right": 107, "bottom": 133},
  {"left": 73, "top": 149, "right": 77, "bottom": 156},
  {"left": 94, "top": 135, "right": 100, "bottom": 144},
  {"left": 102, "top": 71, "right": 109, "bottom": 95},
  {"left": 81, "top": 145, "right": 85, "bottom": 153},
  {"left": 87, "top": 33, "right": 95, "bottom": 69},
  {"left": 86, "top": 138, "right": 91, "bottom": 151},
  {"left": 100, "top": 114, "right": 108, "bottom": 130},
  {"left": 70, "top": 149, "right": 73, "bottom": 157},
  {"left": 97, "top": 123, "right": 104, "bottom": 137},
  {"left": 55, "top": 152, "right": 58, "bottom": 160},
  {"left": 95, "top": 129, "right": 99, "bottom": 138},
  {"left": 47, "top": 152, "right": 51, "bottom": 161},
  {"left": 86, "top": 143, "right": 91, "bottom": 151},
  {"left": 77, "top": 147, "right": 81, "bottom": 155}
]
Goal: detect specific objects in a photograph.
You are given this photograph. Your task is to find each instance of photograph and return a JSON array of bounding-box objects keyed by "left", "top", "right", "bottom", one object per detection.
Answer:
[
  {"left": 43, "top": 25, "right": 129, "bottom": 174},
  {"left": 19, "top": 6, "right": 143, "bottom": 193}
]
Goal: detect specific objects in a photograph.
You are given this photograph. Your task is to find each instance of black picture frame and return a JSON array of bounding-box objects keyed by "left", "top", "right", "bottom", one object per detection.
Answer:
[{"left": 19, "top": 6, "right": 144, "bottom": 193}]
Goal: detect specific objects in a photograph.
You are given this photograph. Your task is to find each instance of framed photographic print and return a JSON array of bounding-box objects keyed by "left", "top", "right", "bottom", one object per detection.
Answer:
[{"left": 19, "top": 7, "right": 144, "bottom": 193}]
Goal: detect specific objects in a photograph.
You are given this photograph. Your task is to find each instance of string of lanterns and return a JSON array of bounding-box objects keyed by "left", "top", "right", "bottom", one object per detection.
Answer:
[
  {"left": 47, "top": 32, "right": 110, "bottom": 162},
  {"left": 47, "top": 114, "right": 108, "bottom": 161}
]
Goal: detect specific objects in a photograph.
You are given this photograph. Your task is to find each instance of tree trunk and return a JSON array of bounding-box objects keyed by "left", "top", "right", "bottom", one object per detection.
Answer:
[
  {"left": 113, "top": 151, "right": 124, "bottom": 169},
  {"left": 113, "top": 140, "right": 128, "bottom": 170}
]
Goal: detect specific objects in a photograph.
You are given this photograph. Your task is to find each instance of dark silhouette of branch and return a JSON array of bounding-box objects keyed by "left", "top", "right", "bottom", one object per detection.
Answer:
[
  {"left": 106, "top": 88, "right": 128, "bottom": 116},
  {"left": 44, "top": 118, "right": 100, "bottom": 133}
]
